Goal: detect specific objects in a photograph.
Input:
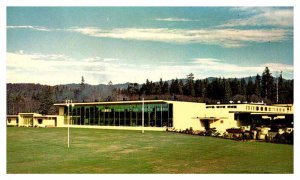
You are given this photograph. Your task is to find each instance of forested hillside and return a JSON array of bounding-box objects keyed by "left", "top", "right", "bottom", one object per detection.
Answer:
[
  {"left": 7, "top": 67, "right": 293, "bottom": 115},
  {"left": 7, "top": 78, "right": 130, "bottom": 115}
]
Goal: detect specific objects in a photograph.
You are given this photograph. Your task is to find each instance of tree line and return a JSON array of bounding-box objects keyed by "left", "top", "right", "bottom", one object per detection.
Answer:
[
  {"left": 7, "top": 67, "right": 293, "bottom": 115},
  {"left": 121, "top": 67, "right": 293, "bottom": 104}
]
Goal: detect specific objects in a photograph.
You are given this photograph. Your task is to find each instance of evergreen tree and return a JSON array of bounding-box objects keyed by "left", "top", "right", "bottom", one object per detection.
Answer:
[
  {"left": 230, "top": 78, "right": 239, "bottom": 96},
  {"left": 246, "top": 76, "right": 254, "bottom": 98},
  {"left": 202, "top": 78, "right": 208, "bottom": 98},
  {"left": 171, "top": 79, "right": 180, "bottom": 95},
  {"left": 108, "top": 80, "right": 113, "bottom": 95},
  {"left": 107, "top": 81, "right": 116, "bottom": 101},
  {"left": 194, "top": 79, "right": 202, "bottom": 97},
  {"left": 178, "top": 79, "right": 184, "bottom": 95},
  {"left": 261, "top": 67, "right": 274, "bottom": 100},
  {"left": 208, "top": 78, "right": 223, "bottom": 100},
  {"left": 162, "top": 81, "right": 169, "bottom": 94},
  {"left": 140, "top": 83, "right": 146, "bottom": 95},
  {"left": 149, "top": 81, "right": 156, "bottom": 94},
  {"left": 286, "top": 80, "right": 294, "bottom": 103},
  {"left": 128, "top": 83, "right": 139, "bottom": 95},
  {"left": 223, "top": 79, "right": 232, "bottom": 103},
  {"left": 78, "top": 76, "right": 87, "bottom": 102},
  {"left": 145, "top": 79, "right": 151, "bottom": 95},
  {"left": 184, "top": 73, "right": 195, "bottom": 96},
  {"left": 38, "top": 86, "right": 54, "bottom": 115},
  {"left": 169, "top": 79, "right": 175, "bottom": 95},
  {"left": 80, "top": 76, "right": 85, "bottom": 90},
  {"left": 157, "top": 78, "right": 163, "bottom": 94},
  {"left": 73, "top": 88, "right": 80, "bottom": 102},
  {"left": 239, "top": 78, "right": 247, "bottom": 96},
  {"left": 254, "top": 74, "right": 261, "bottom": 98},
  {"left": 277, "top": 72, "right": 283, "bottom": 103}
]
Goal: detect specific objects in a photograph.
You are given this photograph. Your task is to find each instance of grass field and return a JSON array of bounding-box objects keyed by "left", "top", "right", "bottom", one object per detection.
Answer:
[{"left": 7, "top": 127, "right": 293, "bottom": 174}]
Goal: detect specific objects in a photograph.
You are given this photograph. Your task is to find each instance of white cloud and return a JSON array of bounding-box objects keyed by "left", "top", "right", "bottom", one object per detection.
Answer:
[
  {"left": 190, "top": 58, "right": 262, "bottom": 73},
  {"left": 191, "top": 58, "right": 293, "bottom": 76},
  {"left": 191, "top": 58, "right": 222, "bottom": 65},
  {"left": 153, "top": 17, "right": 197, "bottom": 22},
  {"left": 7, "top": 25, "right": 52, "bottom": 31},
  {"left": 7, "top": 52, "right": 294, "bottom": 85},
  {"left": 222, "top": 8, "right": 293, "bottom": 28},
  {"left": 6, "top": 52, "right": 114, "bottom": 85},
  {"left": 262, "top": 63, "right": 294, "bottom": 74},
  {"left": 82, "top": 57, "right": 119, "bottom": 63},
  {"left": 69, "top": 27, "right": 289, "bottom": 48},
  {"left": 8, "top": 14, "right": 292, "bottom": 49}
]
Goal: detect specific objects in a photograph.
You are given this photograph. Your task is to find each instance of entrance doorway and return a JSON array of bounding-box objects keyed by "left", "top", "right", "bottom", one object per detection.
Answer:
[{"left": 203, "top": 120, "right": 210, "bottom": 130}]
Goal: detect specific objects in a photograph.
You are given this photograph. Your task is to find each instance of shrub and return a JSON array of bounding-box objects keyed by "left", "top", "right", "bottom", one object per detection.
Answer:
[
  {"left": 271, "top": 132, "right": 293, "bottom": 144},
  {"left": 7, "top": 125, "right": 17, "bottom": 127}
]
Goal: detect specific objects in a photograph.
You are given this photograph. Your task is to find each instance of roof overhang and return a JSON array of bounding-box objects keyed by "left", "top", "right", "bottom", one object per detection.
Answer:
[
  {"left": 7, "top": 115, "right": 18, "bottom": 118},
  {"left": 17, "top": 113, "right": 58, "bottom": 118},
  {"left": 229, "top": 111, "right": 293, "bottom": 115},
  {"left": 250, "top": 112, "right": 293, "bottom": 115},
  {"left": 19, "top": 113, "right": 41, "bottom": 116},
  {"left": 54, "top": 100, "right": 168, "bottom": 106},
  {"left": 194, "top": 117, "right": 228, "bottom": 121}
]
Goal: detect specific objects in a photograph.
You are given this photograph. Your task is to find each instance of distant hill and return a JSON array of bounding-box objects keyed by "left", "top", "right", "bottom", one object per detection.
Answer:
[{"left": 163, "top": 76, "right": 256, "bottom": 84}]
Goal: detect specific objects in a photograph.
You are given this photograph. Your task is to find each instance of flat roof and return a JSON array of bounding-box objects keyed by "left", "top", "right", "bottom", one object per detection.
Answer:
[
  {"left": 196, "top": 117, "right": 227, "bottom": 120},
  {"left": 54, "top": 100, "right": 293, "bottom": 107},
  {"left": 207, "top": 104, "right": 293, "bottom": 107},
  {"left": 54, "top": 100, "right": 169, "bottom": 106},
  {"left": 7, "top": 115, "right": 18, "bottom": 118},
  {"left": 7, "top": 114, "right": 58, "bottom": 118},
  {"left": 19, "top": 113, "right": 40, "bottom": 115},
  {"left": 250, "top": 112, "right": 293, "bottom": 115},
  {"left": 229, "top": 111, "right": 293, "bottom": 115}
]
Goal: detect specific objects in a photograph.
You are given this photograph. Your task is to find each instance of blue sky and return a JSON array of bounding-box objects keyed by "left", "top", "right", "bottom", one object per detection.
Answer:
[{"left": 7, "top": 7, "right": 293, "bottom": 85}]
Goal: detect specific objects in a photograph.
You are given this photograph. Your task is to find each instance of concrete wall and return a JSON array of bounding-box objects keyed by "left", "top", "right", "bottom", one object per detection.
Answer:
[
  {"left": 18, "top": 114, "right": 31, "bottom": 127},
  {"left": 204, "top": 108, "right": 237, "bottom": 133},
  {"left": 33, "top": 118, "right": 56, "bottom": 127},
  {"left": 203, "top": 103, "right": 293, "bottom": 133},
  {"left": 7, "top": 117, "right": 18, "bottom": 126},
  {"left": 206, "top": 104, "right": 292, "bottom": 114},
  {"left": 59, "top": 107, "right": 64, "bottom": 116},
  {"left": 56, "top": 116, "right": 65, "bottom": 127},
  {"left": 8, "top": 101, "right": 293, "bottom": 133},
  {"left": 7, "top": 114, "right": 60, "bottom": 128},
  {"left": 43, "top": 119, "right": 56, "bottom": 126},
  {"left": 171, "top": 101, "right": 205, "bottom": 131}
]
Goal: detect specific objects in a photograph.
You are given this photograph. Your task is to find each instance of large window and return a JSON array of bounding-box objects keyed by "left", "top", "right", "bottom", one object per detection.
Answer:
[{"left": 64, "top": 103, "right": 173, "bottom": 127}]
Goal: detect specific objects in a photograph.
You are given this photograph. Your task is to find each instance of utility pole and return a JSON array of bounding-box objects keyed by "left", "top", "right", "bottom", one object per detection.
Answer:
[
  {"left": 66, "top": 99, "right": 74, "bottom": 148},
  {"left": 142, "top": 98, "right": 144, "bottom": 134},
  {"left": 276, "top": 72, "right": 279, "bottom": 103},
  {"left": 275, "top": 71, "right": 281, "bottom": 104}
]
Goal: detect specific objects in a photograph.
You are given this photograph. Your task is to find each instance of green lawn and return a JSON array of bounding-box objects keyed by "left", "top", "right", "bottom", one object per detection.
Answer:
[{"left": 7, "top": 127, "right": 293, "bottom": 174}]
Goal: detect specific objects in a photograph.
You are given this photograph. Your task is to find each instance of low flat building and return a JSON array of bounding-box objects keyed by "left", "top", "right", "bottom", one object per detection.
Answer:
[
  {"left": 53, "top": 100, "right": 293, "bottom": 133},
  {"left": 6, "top": 113, "right": 61, "bottom": 128},
  {"left": 54, "top": 100, "right": 203, "bottom": 131},
  {"left": 7, "top": 100, "right": 293, "bottom": 133},
  {"left": 199, "top": 103, "right": 293, "bottom": 133},
  {"left": 7, "top": 115, "right": 18, "bottom": 126}
]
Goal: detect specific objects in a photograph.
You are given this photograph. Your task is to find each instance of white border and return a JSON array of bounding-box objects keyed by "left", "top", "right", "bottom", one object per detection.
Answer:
[
  {"left": 0, "top": 1, "right": 7, "bottom": 177},
  {"left": 1, "top": 1, "right": 299, "bottom": 180}
]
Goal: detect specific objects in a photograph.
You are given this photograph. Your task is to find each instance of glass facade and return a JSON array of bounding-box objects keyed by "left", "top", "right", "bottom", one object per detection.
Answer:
[{"left": 64, "top": 103, "right": 173, "bottom": 127}]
